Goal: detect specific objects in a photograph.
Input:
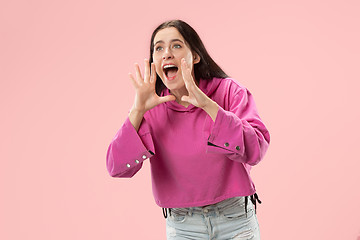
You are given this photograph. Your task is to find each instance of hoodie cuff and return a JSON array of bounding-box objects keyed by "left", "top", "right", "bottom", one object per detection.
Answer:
[{"left": 204, "top": 106, "right": 245, "bottom": 156}]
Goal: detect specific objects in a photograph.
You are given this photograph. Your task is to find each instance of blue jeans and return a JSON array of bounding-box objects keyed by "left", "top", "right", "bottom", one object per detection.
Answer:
[{"left": 165, "top": 196, "right": 260, "bottom": 240}]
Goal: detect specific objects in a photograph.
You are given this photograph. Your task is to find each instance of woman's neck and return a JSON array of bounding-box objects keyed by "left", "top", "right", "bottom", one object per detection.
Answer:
[
  {"left": 169, "top": 79, "right": 199, "bottom": 107},
  {"left": 170, "top": 87, "right": 190, "bottom": 107}
]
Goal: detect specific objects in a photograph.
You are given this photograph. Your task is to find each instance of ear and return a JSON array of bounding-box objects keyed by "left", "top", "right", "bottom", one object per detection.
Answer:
[{"left": 193, "top": 52, "right": 201, "bottom": 64}]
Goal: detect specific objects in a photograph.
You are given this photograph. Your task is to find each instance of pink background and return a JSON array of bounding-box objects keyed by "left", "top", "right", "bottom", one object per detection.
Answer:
[{"left": 1, "top": 0, "right": 359, "bottom": 239}]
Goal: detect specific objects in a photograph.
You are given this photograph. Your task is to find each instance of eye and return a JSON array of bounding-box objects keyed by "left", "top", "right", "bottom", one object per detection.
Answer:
[
  {"left": 173, "top": 44, "right": 181, "bottom": 49},
  {"left": 155, "top": 46, "right": 163, "bottom": 51}
]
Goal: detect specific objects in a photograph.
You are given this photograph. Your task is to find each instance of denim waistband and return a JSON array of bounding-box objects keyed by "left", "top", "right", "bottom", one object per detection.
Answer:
[{"left": 162, "top": 193, "right": 261, "bottom": 219}]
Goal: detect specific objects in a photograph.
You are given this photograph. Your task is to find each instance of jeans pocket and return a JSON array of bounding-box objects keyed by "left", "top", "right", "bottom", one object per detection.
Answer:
[
  {"left": 169, "top": 212, "right": 188, "bottom": 223},
  {"left": 222, "top": 207, "right": 253, "bottom": 220}
]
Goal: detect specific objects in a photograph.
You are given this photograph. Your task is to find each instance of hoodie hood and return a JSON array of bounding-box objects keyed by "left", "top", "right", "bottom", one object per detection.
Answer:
[{"left": 161, "top": 77, "right": 223, "bottom": 112}]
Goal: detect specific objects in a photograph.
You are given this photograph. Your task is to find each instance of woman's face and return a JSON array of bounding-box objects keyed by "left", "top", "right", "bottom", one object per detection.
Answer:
[{"left": 152, "top": 27, "right": 200, "bottom": 91}]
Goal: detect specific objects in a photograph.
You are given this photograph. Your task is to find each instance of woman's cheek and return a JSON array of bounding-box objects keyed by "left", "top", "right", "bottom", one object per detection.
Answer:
[
  {"left": 185, "top": 54, "right": 194, "bottom": 67},
  {"left": 155, "top": 64, "right": 162, "bottom": 77}
]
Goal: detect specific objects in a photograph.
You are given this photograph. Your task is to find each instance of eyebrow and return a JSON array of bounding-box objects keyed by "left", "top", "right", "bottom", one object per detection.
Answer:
[{"left": 154, "top": 38, "right": 184, "bottom": 46}]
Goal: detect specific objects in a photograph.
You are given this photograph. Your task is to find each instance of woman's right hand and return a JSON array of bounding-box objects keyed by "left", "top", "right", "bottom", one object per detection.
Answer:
[{"left": 129, "top": 59, "right": 176, "bottom": 115}]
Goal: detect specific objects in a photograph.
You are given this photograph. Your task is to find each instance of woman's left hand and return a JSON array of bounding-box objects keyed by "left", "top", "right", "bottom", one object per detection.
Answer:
[{"left": 180, "top": 58, "right": 212, "bottom": 109}]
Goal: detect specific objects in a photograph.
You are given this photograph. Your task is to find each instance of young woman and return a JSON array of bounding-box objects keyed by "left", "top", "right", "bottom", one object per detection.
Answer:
[{"left": 106, "top": 19, "right": 270, "bottom": 240}]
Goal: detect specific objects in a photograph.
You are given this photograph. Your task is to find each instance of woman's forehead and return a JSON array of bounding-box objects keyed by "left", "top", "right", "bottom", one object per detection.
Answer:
[{"left": 153, "top": 27, "right": 184, "bottom": 44}]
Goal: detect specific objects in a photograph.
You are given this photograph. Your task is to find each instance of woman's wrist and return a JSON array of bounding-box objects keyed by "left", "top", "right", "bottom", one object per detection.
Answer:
[
  {"left": 202, "top": 99, "right": 219, "bottom": 122},
  {"left": 129, "top": 107, "right": 146, "bottom": 116},
  {"left": 128, "top": 108, "right": 145, "bottom": 131}
]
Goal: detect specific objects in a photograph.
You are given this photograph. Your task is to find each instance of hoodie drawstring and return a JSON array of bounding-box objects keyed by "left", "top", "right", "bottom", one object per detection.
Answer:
[
  {"left": 245, "top": 193, "right": 262, "bottom": 217},
  {"left": 162, "top": 208, "right": 171, "bottom": 219}
]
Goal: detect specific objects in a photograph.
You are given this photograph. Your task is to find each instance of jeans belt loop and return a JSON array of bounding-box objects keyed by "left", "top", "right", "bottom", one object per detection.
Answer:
[
  {"left": 215, "top": 205, "right": 220, "bottom": 217},
  {"left": 188, "top": 207, "right": 193, "bottom": 216}
]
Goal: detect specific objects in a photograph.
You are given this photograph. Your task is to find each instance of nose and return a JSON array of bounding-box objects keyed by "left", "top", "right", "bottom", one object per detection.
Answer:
[{"left": 162, "top": 47, "right": 174, "bottom": 60}]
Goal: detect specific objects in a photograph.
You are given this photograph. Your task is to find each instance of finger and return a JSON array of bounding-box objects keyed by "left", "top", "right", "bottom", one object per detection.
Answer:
[
  {"left": 128, "top": 72, "right": 139, "bottom": 88},
  {"left": 181, "top": 95, "right": 191, "bottom": 103},
  {"left": 150, "top": 62, "right": 156, "bottom": 84},
  {"left": 144, "top": 59, "right": 150, "bottom": 83},
  {"left": 181, "top": 58, "right": 194, "bottom": 88},
  {"left": 134, "top": 63, "right": 143, "bottom": 83},
  {"left": 159, "top": 95, "right": 176, "bottom": 104}
]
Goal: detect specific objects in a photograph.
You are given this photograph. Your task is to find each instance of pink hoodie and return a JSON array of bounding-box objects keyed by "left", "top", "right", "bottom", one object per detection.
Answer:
[{"left": 106, "top": 77, "right": 270, "bottom": 208}]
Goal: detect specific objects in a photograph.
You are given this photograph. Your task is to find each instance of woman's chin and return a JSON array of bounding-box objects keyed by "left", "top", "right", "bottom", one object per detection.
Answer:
[{"left": 163, "top": 75, "right": 184, "bottom": 89}]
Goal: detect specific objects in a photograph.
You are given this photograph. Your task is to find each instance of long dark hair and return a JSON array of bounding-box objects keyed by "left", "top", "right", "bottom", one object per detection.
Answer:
[{"left": 149, "top": 20, "right": 229, "bottom": 96}]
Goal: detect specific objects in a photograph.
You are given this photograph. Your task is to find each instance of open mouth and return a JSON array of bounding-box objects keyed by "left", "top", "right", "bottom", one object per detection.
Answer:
[{"left": 163, "top": 65, "right": 178, "bottom": 80}]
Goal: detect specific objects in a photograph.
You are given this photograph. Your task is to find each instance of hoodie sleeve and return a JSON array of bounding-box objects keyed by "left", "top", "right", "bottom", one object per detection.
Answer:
[
  {"left": 205, "top": 84, "right": 270, "bottom": 166},
  {"left": 106, "top": 115, "right": 155, "bottom": 178}
]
